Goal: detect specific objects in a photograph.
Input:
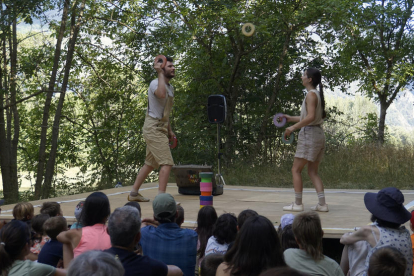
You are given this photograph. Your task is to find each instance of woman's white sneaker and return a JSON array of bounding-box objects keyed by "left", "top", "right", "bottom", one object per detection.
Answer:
[
  {"left": 283, "top": 202, "right": 304, "bottom": 212},
  {"left": 310, "top": 203, "right": 329, "bottom": 212}
]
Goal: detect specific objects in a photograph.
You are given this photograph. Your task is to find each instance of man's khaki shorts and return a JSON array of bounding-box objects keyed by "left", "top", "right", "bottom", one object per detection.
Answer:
[
  {"left": 295, "top": 125, "right": 325, "bottom": 162},
  {"left": 142, "top": 117, "right": 174, "bottom": 169}
]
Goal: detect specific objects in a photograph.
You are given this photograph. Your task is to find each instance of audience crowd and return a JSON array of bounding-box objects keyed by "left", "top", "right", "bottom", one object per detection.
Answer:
[{"left": 0, "top": 186, "right": 413, "bottom": 276}]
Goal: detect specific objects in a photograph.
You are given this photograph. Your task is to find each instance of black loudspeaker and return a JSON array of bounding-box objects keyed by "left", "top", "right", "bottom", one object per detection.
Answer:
[{"left": 208, "top": 95, "right": 226, "bottom": 124}]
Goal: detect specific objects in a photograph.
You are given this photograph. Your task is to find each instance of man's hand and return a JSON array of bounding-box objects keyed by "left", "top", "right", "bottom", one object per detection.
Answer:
[
  {"left": 154, "top": 60, "right": 164, "bottom": 75},
  {"left": 134, "top": 246, "right": 143, "bottom": 255},
  {"left": 142, "top": 217, "right": 160, "bottom": 227},
  {"left": 168, "top": 131, "right": 176, "bottom": 140},
  {"left": 56, "top": 259, "right": 64, "bottom": 269}
]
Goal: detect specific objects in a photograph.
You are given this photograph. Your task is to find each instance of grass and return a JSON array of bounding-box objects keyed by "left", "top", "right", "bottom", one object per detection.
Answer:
[
  {"left": 223, "top": 143, "right": 414, "bottom": 191},
  {"left": 1, "top": 143, "right": 413, "bottom": 204}
]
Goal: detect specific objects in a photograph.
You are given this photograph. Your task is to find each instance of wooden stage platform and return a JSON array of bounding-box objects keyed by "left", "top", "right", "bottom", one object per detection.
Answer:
[{"left": 1, "top": 183, "right": 413, "bottom": 239}]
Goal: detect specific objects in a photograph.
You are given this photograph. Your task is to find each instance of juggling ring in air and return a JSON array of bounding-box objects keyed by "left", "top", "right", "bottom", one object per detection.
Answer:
[
  {"left": 154, "top": 55, "right": 167, "bottom": 69},
  {"left": 282, "top": 133, "right": 294, "bottom": 145},
  {"left": 169, "top": 136, "right": 178, "bottom": 149},
  {"left": 273, "top": 113, "right": 287, "bottom": 127},
  {"left": 242, "top": 23, "right": 255, "bottom": 37}
]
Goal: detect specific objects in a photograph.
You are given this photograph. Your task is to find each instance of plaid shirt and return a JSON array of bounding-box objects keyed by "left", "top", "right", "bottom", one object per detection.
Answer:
[{"left": 141, "top": 223, "right": 198, "bottom": 276}]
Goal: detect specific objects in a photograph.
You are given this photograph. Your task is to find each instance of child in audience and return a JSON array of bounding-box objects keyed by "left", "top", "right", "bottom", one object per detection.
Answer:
[
  {"left": 340, "top": 187, "right": 413, "bottom": 276},
  {"left": 41, "top": 202, "right": 63, "bottom": 217},
  {"left": 70, "top": 201, "right": 84, "bottom": 229},
  {"left": 280, "top": 224, "right": 299, "bottom": 252},
  {"left": 0, "top": 220, "right": 66, "bottom": 276},
  {"left": 285, "top": 211, "right": 344, "bottom": 276},
  {"left": 205, "top": 213, "right": 237, "bottom": 256},
  {"left": 216, "top": 215, "right": 285, "bottom": 276},
  {"left": 38, "top": 216, "right": 67, "bottom": 267},
  {"left": 124, "top": 201, "right": 141, "bottom": 217},
  {"left": 176, "top": 205, "right": 184, "bottom": 227},
  {"left": 237, "top": 209, "right": 258, "bottom": 230},
  {"left": 196, "top": 206, "right": 218, "bottom": 269},
  {"left": 12, "top": 202, "right": 34, "bottom": 227},
  {"left": 12, "top": 202, "right": 35, "bottom": 249},
  {"left": 226, "top": 209, "right": 259, "bottom": 252},
  {"left": 57, "top": 192, "right": 111, "bottom": 266},
  {"left": 279, "top": 213, "right": 295, "bottom": 231},
  {"left": 277, "top": 214, "right": 299, "bottom": 251},
  {"left": 368, "top": 247, "right": 406, "bottom": 276},
  {"left": 29, "top": 214, "right": 51, "bottom": 261},
  {"left": 200, "top": 253, "right": 224, "bottom": 276}
]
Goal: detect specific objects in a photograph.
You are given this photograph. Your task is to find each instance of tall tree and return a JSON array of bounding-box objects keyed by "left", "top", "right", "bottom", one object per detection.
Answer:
[
  {"left": 326, "top": 0, "right": 414, "bottom": 144},
  {"left": 0, "top": 0, "right": 44, "bottom": 203},
  {"left": 60, "top": 0, "right": 152, "bottom": 188},
  {"left": 41, "top": 0, "right": 86, "bottom": 198},
  {"left": 34, "top": 0, "right": 70, "bottom": 199}
]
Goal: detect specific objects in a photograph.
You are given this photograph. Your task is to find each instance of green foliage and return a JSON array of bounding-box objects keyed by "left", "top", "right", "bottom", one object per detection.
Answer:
[
  {"left": 138, "top": 0, "right": 345, "bottom": 167},
  {"left": 1, "top": 0, "right": 413, "bottom": 204},
  {"left": 324, "top": 94, "right": 379, "bottom": 145},
  {"left": 225, "top": 143, "right": 414, "bottom": 190},
  {"left": 361, "top": 112, "right": 380, "bottom": 143},
  {"left": 321, "top": 0, "right": 414, "bottom": 143},
  {"left": 324, "top": 93, "right": 414, "bottom": 146},
  {"left": 386, "top": 126, "right": 414, "bottom": 147}
]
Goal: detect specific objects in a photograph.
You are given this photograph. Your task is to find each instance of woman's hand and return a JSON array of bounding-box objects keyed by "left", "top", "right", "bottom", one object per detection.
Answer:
[
  {"left": 282, "top": 114, "right": 293, "bottom": 122},
  {"left": 284, "top": 126, "right": 295, "bottom": 139},
  {"left": 280, "top": 114, "right": 301, "bottom": 123}
]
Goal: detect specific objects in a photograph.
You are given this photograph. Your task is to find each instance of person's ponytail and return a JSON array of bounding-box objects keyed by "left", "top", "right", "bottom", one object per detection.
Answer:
[
  {"left": 305, "top": 68, "right": 326, "bottom": 119},
  {"left": 319, "top": 83, "right": 326, "bottom": 119},
  {"left": 0, "top": 241, "right": 13, "bottom": 273},
  {"left": 0, "top": 221, "right": 31, "bottom": 273}
]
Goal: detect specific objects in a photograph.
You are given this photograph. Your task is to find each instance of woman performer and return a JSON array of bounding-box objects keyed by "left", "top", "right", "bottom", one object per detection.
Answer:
[{"left": 282, "top": 68, "right": 328, "bottom": 212}]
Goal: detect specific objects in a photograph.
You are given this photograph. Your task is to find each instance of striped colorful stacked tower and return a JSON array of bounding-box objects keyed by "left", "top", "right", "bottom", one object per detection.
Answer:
[{"left": 199, "top": 172, "right": 213, "bottom": 208}]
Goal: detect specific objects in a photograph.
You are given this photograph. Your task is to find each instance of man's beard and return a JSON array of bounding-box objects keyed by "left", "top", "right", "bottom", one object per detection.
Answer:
[{"left": 165, "top": 73, "right": 175, "bottom": 79}]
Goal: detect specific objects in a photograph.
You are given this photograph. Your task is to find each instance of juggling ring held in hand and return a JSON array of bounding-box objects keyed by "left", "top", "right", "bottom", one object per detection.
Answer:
[
  {"left": 242, "top": 23, "right": 255, "bottom": 37},
  {"left": 273, "top": 113, "right": 287, "bottom": 127},
  {"left": 169, "top": 136, "right": 178, "bottom": 149},
  {"left": 282, "top": 133, "right": 294, "bottom": 144},
  {"left": 154, "top": 55, "right": 167, "bottom": 69}
]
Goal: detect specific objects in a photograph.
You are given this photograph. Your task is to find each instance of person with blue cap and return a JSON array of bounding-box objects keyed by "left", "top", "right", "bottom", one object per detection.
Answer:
[{"left": 340, "top": 187, "right": 413, "bottom": 276}]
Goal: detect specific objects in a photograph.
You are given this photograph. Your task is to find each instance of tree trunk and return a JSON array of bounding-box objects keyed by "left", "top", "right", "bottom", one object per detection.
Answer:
[
  {"left": 34, "top": 0, "right": 70, "bottom": 199},
  {"left": 0, "top": 10, "right": 20, "bottom": 203},
  {"left": 378, "top": 99, "right": 388, "bottom": 145},
  {"left": 0, "top": 12, "right": 15, "bottom": 203},
  {"left": 42, "top": 0, "right": 85, "bottom": 199},
  {"left": 9, "top": 16, "right": 19, "bottom": 202}
]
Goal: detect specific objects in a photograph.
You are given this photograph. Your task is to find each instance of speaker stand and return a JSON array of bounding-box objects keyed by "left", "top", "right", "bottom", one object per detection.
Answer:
[{"left": 216, "top": 123, "right": 226, "bottom": 187}]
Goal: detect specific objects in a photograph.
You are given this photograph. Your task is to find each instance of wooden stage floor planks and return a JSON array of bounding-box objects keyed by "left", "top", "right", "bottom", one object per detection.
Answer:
[{"left": 1, "top": 183, "right": 413, "bottom": 239}]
